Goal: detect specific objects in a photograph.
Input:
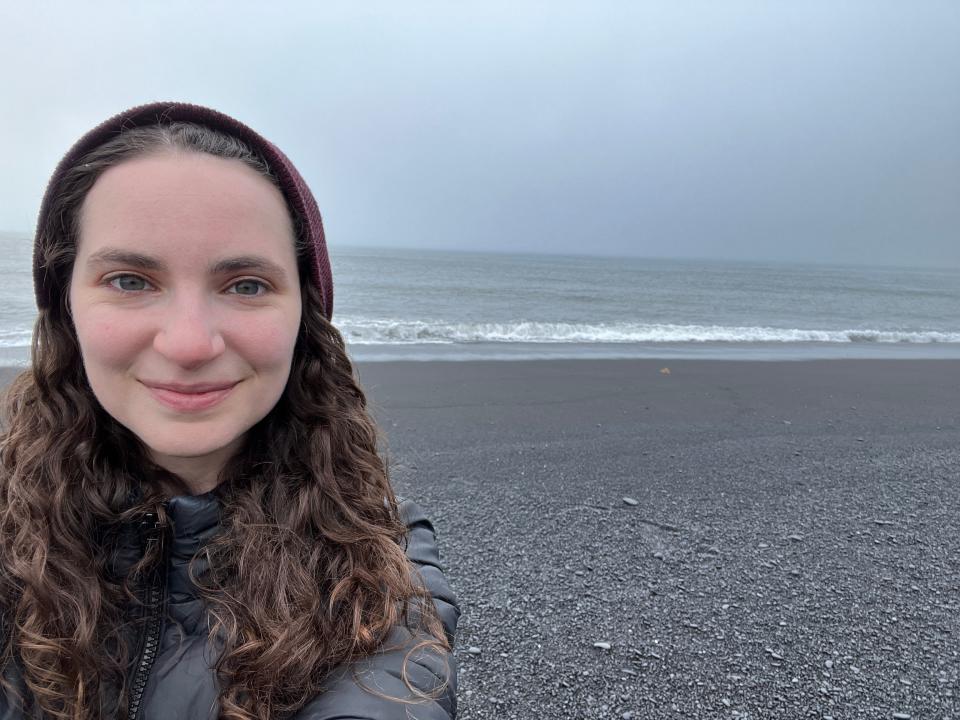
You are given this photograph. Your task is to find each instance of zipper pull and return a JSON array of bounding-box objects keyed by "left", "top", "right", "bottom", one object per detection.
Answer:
[{"left": 138, "top": 511, "right": 163, "bottom": 553}]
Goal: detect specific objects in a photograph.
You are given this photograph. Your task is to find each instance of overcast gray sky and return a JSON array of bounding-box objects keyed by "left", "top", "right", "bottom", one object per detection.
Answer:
[{"left": 2, "top": 1, "right": 958, "bottom": 267}]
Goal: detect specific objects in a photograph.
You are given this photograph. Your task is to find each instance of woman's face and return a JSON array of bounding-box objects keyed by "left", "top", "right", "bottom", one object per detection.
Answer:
[{"left": 69, "top": 151, "right": 302, "bottom": 490}]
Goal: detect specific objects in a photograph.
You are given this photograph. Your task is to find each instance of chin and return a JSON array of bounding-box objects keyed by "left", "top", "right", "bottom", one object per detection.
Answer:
[{"left": 139, "top": 429, "right": 247, "bottom": 464}]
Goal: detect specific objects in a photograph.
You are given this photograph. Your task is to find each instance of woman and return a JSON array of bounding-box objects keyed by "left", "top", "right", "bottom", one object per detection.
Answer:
[{"left": 0, "top": 103, "right": 459, "bottom": 719}]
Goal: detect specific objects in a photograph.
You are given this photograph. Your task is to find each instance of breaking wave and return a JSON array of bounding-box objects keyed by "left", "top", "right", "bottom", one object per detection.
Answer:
[
  {"left": 1, "top": 319, "right": 956, "bottom": 349},
  {"left": 0, "top": 328, "right": 32, "bottom": 348},
  {"left": 337, "top": 319, "right": 960, "bottom": 345}
]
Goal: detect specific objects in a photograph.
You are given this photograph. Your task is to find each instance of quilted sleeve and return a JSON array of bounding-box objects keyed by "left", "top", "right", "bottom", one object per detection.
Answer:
[
  {"left": 294, "top": 498, "right": 460, "bottom": 720},
  {"left": 397, "top": 498, "right": 460, "bottom": 647}
]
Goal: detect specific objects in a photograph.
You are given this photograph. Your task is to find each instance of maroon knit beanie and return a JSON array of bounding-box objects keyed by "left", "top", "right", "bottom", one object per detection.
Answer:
[{"left": 33, "top": 101, "right": 333, "bottom": 319}]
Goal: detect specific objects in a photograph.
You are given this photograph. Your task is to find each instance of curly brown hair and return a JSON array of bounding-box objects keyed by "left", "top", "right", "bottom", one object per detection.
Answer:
[{"left": 0, "top": 123, "right": 449, "bottom": 719}]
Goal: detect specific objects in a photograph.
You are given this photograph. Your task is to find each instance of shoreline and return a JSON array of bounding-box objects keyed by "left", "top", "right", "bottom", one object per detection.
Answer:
[
  {"left": 348, "top": 341, "right": 960, "bottom": 363},
  {"left": 3, "top": 340, "right": 960, "bottom": 369}
]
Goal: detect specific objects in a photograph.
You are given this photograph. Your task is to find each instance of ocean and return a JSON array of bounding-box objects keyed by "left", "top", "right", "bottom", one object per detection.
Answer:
[{"left": 2, "top": 231, "right": 959, "bottom": 364}]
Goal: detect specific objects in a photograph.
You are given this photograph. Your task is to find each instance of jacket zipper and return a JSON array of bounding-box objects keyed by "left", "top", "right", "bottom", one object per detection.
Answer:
[{"left": 128, "top": 512, "right": 167, "bottom": 720}]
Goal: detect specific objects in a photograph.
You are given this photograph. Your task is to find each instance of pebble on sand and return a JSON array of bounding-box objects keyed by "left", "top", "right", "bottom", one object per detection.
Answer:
[
  {"left": 593, "top": 642, "right": 612, "bottom": 650},
  {"left": 622, "top": 497, "right": 639, "bottom": 506}
]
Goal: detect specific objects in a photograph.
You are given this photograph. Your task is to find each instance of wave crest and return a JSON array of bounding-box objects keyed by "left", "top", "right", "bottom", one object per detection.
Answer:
[{"left": 337, "top": 318, "right": 960, "bottom": 345}]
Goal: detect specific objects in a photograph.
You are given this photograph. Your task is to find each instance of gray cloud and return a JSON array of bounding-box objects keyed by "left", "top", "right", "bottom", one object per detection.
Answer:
[{"left": 2, "top": 1, "right": 958, "bottom": 267}]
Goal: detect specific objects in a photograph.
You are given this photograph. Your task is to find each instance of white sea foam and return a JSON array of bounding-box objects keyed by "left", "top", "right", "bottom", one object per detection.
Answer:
[
  {"left": 0, "top": 320, "right": 955, "bottom": 350},
  {"left": 0, "top": 329, "right": 33, "bottom": 348},
  {"left": 337, "top": 318, "right": 960, "bottom": 345}
]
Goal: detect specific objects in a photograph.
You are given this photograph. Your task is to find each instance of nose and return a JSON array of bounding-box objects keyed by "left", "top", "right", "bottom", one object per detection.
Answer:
[{"left": 152, "top": 295, "right": 226, "bottom": 369}]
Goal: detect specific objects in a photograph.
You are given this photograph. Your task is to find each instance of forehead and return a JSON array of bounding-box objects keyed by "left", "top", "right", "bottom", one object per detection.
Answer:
[{"left": 76, "top": 151, "right": 296, "bottom": 263}]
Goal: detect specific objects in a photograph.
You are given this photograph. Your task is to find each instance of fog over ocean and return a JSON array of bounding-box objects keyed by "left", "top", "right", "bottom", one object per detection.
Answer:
[{"left": 2, "top": 232, "right": 959, "bottom": 364}]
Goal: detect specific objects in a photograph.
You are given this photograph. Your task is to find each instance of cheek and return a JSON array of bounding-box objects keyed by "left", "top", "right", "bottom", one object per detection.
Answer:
[
  {"left": 228, "top": 311, "right": 301, "bottom": 368},
  {"left": 73, "top": 310, "right": 150, "bottom": 368}
]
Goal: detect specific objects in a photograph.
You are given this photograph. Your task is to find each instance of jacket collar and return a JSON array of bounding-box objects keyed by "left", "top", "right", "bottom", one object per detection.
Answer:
[
  {"left": 163, "top": 492, "right": 223, "bottom": 634},
  {"left": 111, "top": 489, "right": 223, "bottom": 584},
  {"left": 166, "top": 491, "right": 222, "bottom": 556}
]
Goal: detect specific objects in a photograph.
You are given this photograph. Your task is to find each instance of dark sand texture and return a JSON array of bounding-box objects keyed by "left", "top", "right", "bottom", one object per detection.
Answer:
[
  {"left": 1, "top": 360, "right": 957, "bottom": 719},
  {"left": 354, "top": 359, "right": 960, "bottom": 720}
]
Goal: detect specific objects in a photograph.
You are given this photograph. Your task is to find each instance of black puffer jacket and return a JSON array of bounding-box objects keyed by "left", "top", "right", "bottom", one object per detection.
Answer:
[{"left": 0, "top": 495, "right": 459, "bottom": 720}]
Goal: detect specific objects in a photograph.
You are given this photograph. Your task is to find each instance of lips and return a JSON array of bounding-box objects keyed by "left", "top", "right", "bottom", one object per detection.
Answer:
[{"left": 142, "top": 380, "right": 239, "bottom": 412}]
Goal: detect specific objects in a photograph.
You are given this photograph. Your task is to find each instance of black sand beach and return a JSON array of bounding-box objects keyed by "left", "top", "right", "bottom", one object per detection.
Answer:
[
  {"left": 2, "top": 359, "right": 957, "bottom": 719},
  {"left": 355, "top": 359, "right": 960, "bottom": 720}
]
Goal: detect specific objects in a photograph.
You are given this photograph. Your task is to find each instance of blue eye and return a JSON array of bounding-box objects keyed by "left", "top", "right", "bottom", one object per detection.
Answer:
[
  {"left": 109, "top": 275, "right": 151, "bottom": 292},
  {"left": 229, "top": 279, "right": 267, "bottom": 296}
]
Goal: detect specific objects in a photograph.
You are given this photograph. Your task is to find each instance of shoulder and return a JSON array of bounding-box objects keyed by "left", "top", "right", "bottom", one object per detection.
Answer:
[
  {"left": 292, "top": 498, "right": 461, "bottom": 720},
  {"left": 294, "top": 624, "right": 457, "bottom": 720}
]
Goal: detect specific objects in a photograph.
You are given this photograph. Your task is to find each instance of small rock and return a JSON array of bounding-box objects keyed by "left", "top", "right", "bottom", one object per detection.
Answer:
[
  {"left": 593, "top": 641, "right": 612, "bottom": 650},
  {"left": 721, "top": 698, "right": 731, "bottom": 707},
  {"left": 787, "top": 534, "right": 804, "bottom": 542},
  {"left": 892, "top": 714, "right": 911, "bottom": 720},
  {"left": 653, "top": 551, "right": 664, "bottom": 559},
  {"left": 825, "top": 659, "right": 833, "bottom": 669},
  {"left": 622, "top": 496, "right": 639, "bottom": 506},
  {"left": 467, "top": 646, "right": 482, "bottom": 655},
  {"left": 622, "top": 713, "right": 635, "bottom": 720}
]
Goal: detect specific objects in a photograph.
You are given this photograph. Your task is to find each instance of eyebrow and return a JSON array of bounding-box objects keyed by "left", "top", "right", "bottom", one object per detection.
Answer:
[
  {"left": 85, "top": 248, "right": 289, "bottom": 280},
  {"left": 86, "top": 248, "right": 166, "bottom": 272},
  {"left": 209, "top": 255, "right": 289, "bottom": 280}
]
